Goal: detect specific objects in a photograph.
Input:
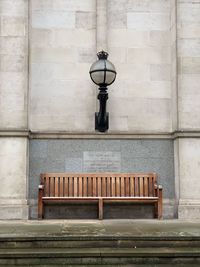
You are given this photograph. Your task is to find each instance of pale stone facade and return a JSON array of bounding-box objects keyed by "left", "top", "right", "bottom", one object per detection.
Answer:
[{"left": 0, "top": 0, "right": 200, "bottom": 219}]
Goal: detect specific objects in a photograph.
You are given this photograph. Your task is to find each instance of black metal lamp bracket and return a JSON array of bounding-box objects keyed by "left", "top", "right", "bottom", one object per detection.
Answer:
[{"left": 95, "top": 87, "right": 109, "bottom": 132}]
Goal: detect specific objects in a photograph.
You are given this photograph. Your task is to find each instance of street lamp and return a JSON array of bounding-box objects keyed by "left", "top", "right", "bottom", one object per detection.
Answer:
[{"left": 89, "top": 51, "right": 117, "bottom": 132}]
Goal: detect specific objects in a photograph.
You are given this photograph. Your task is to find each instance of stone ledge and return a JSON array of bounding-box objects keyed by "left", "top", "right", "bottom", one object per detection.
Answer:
[{"left": 1, "top": 130, "right": 200, "bottom": 139}]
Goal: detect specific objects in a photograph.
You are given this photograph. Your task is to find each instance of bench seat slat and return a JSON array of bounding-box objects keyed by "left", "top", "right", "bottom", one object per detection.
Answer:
[{"left": 42, "top": 196, "right": 158, "bottom": 200}]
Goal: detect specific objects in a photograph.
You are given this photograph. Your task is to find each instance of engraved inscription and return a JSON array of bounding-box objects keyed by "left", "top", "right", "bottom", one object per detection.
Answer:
[{"left": 83, "top": 151, "right": 121, "bottom": 172}]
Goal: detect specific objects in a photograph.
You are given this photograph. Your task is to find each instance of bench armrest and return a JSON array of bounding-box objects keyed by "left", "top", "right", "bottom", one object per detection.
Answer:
[
  {"left": 38, "top": 185, "right": 44, "bottom": 190},
  {"left": 154, "top": 184, "right": 163, "bottom": 198}
]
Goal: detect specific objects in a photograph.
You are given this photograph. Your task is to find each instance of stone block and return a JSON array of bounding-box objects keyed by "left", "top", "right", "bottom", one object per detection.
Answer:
[
  {"left": 0, "top": 0, "right": 26, "bottom": 16},
  {"left": 49, "top": 0, "right": 96, "bottom": 12},
  {"left": 178, "top": 201, "right": 200, "bottom": 219},
  {"left": 178, "top": 24, "right": 200, "bottom": 39},
  {"left": 110, "top": 80, "right": 171, "bottom": 99},
  {"left": 178, "top": 57, "right": 200, "bottom": 74},
  {"left": 0, "top": 93, "right": 25, "bottom": 112},
  {"left": 1, "top": 16, "right": 26, "bottom": 36},
  {"left": 0, "top": 72, "right": 25, "bottom": 94},
  {"left": 0, "top": 205, "right": 28, "bottom": 220},
  {"left": 127, "top": 12, "right": 170, "bottom": 31},
  {"left": 0, "top": 54, "right": 26, "bottom": 72},
  {"left": 150, "top": 64, "right": 171, "bottom": 81},
  {"left": 31, "top": 47, "right": 78, "bottom": 63},
  {"left": 0, "top": 138, "right": 27, "bottom": 199},
  {"left": 178, "top": 5, "right": 200, "bottom": 23},
  {"left": 108, "top": 0, "right": 128, "bottom": 11},
  {"left": 127, "top": 0, "right": 170, "bottom": 13},
  {"left": 108, "top": 29, "right": 150, "bottom": 47},
  {"left": 117, "top": 64, "right": 150, "bottom": 81},
  {"left": 31, "top": 29, "right": 53, "bottom": 48},
  {"left": 75, "top": 11, "right": 96, "bottom": 29},
  {"left": 179, "top": 139, "right": 200, "bottom": 200},
  {"left": 31, "top": 0, "right": 54, "bottom": 11},
  {"left": 0, "top": 37, "right": 26, "bottom": 55},
  {"left": 178, "top": 39, "right": 200, "bottom": 57},
  {"left": 78, "top": 47, "right": 96, "bottom": 63},
  {"left": 31, "top": 62, "right": 91, "bottom": 82},
  {"left": 32, "top": 10, "right": 75, "bottom": 29},
  {"left": 51, "top": 29, "right": 96, "bottom": 48},
  {"left": 127, "top": 47, "right": 171, "bottom": 64},
  {"left": 149, "top": 31, "right": 171, "bottom": 46},
  {"left": 0, "top": 112, "right": 27, "bottom": 129},
  {"left": 108, "top": 47, "right": 127, "bottom": 64},
  {"left": 178, "top": 74, "right": 200, "bottom": 95},
  {"left": 108, "top": 10, "right": 127, "bottom": 29},
  {"left": 109, "top": 97, "right": 172, "bottom": 132}
]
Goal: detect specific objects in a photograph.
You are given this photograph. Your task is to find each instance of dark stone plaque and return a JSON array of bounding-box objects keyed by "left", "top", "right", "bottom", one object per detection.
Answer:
[{"left": 83, "top": 151, "right": 121, "bottom": 172}]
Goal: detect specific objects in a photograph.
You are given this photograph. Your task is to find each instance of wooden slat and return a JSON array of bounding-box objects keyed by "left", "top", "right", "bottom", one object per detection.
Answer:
[
  {"left": 144, "top": 176, "right": 148, "bottom": 197},
  {"left": 68, "top": 177, "right": 73, "bottom": 197},
  {"left": 130, "top": 176, "right": 135, "bottom": 197},
  {"left": 74, "top": 177, "right": 78, "bottom": 197},
  {"left": 59, "top": 177, "right": 63, "bottom": 197},
  {"left": 116, "top": 176, "right": 120, "bottom": 197},
  {"left": 102, "top": 177, "right": 106, "bottom": 197},
  {"left": 64, "top": 177, "right": 69, "bottom": 197},
  {"left": 120, "top": 177, "right": 124, "bottom": 197},
  {"left": 125, "top": 177, "right": 130, "bottom": 197},
  {"left": 45, "top": 176, "right": 50, "bottom": 197},
  {"left": 135, "top": 176, "right": 139, "bottom": 197},
  {"left": 78, "top": 177, "right": 82, "bottom": 197},
  {"left": 139, "top": 177, "right": 144, "bottom": 197},
  {"left": 111, "top": 177, "right": 116, "bottom": 197},
  {"left": 150, "top": 176, "right": 154, "bottom": 197},
  {"left": 98, "top": 177, "right": 101, "bottom": 197},
  {"left": 87, "top": 176, "right": 92, "bottom": 197},
  {"left": 106, "top": 177, "right": 111, "bottom": 197},
  {"left": 83, "top": 176, "right": 87, "bottom": 197},
  {"left": 92, "top": 177, "right": 97, "bottom": 197},
  {"left": 49, "top": 177, "right": 55, "bottom": 197},
  {"left": 55, "top": 176, "right": 59, "bottom": 197}
]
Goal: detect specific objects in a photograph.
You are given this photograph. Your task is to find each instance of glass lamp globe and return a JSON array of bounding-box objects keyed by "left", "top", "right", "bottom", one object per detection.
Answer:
[{"left": 89, "top": 51, "right": 117, "bottom": 87}]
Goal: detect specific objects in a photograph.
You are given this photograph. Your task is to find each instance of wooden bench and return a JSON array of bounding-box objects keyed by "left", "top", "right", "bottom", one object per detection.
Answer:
[{"left": 38, "top": 173, "right": 163, "bottom": 220}]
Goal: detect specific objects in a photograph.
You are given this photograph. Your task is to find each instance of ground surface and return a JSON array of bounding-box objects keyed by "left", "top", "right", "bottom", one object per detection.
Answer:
[{"left": 0, "top": 219, "right": 199, "bottom": 238}]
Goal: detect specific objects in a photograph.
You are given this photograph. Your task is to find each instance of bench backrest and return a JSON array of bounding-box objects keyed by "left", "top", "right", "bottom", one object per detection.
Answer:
[{"left": 40, "top": 173, "right": 158, "bottom": 198}]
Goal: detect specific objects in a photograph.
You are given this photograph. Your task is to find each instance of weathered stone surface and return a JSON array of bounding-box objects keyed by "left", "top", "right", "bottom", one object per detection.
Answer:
[
  {"left": 1, "top": 17, "right": 26, "bottom": 36},
  {"left": 127, "top": 12, "right": 170, "bottom": 31},
  {"left": 0, "top": 138, "right": 28, "bottom": 219},
  {"left": 177, "top": 0, "right": 200, "bottom": 130},
  {"left": 30, "top": 0, "right": 96, "bottom": 132},
  {"left": 0, "top": 0, "right": 28, "bottom": 130}
]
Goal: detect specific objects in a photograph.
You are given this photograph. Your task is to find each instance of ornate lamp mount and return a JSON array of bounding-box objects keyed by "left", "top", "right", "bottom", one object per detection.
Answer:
[{"left": 89, "top": 51, "right": 117, "bottom": 132}]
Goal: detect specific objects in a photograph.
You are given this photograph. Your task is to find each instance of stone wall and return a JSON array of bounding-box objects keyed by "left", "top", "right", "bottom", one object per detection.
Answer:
[
  {"left": 0, "top": 0, "right": 29, "bottom": 219},
  {"left": 0, "top": 0, "right": 200, "bottom": 219},
  {"left": 30, "top": 0, "right": 96, "bottom": 132},
  {"left": 175, "top": 0, "right": 200, "bottom": 218},
  {"left": 108, "top": 0, "right": 173, "bottom": 132}
]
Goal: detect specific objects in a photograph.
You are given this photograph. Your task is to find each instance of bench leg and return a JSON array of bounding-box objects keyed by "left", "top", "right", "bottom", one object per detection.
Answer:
[
  {"left": 154, "top": 202, "right": 158, "bottom": 219},
  {"left": 38, "top": 188, "right": 44, "bottom": 219},
  {"left": 98, "top": 198, "right": 103, "bottom": 220},
  {"left": 154, "top": 199, "right": 163, "bottom": 219},
  {"left": 158, "top": 189, "right": 163, "bottom": 220}
]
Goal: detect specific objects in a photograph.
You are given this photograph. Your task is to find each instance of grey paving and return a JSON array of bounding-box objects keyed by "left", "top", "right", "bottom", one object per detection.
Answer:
[{"left": 0, "top": 220, "right": 199, "bottom": 238}]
